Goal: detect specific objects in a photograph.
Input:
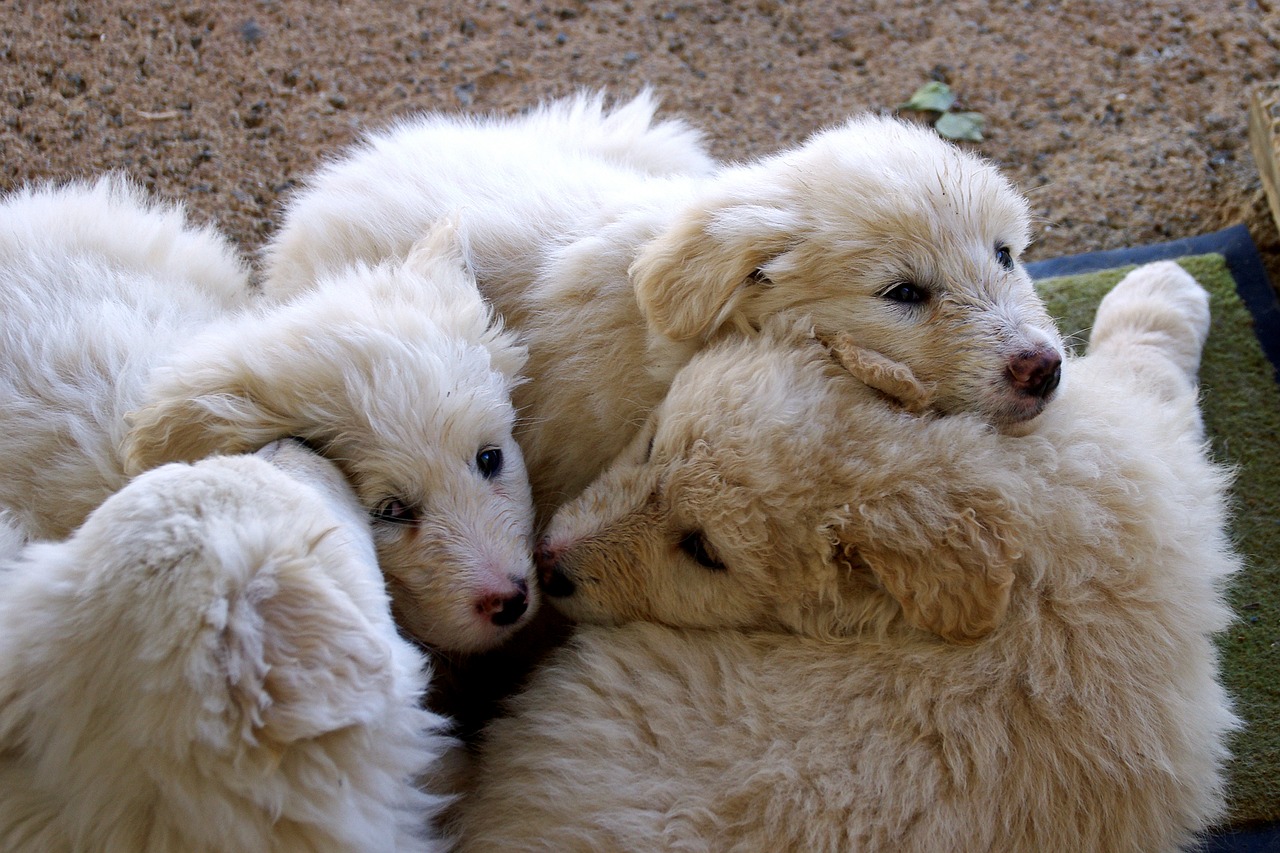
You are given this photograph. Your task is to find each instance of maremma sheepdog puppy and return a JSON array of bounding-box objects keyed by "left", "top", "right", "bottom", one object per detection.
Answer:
[
  {"left": 262, "top": 90, "right": 1065, "bottom": 523},
  {"left": 0, "top": 177, "right": 535, "bottom": 653},
  {"left": 451, "top": 262, "right": 1240, "bottom": 852},
  {"left": 0, "top": 440, "right": 454, "bottom": 852}
]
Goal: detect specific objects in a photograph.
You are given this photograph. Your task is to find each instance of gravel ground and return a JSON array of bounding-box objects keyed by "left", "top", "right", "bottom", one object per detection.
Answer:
[{"left": 3, "top": 1, "right": 1279, "bottom": 290}]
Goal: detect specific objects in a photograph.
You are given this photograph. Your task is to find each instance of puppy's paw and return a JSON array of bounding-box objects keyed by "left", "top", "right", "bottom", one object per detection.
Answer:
[
  {"left": 824, "top": 333, "right": 935, "bottom": 413},
  {"left": 1091, "top": 261, "right": 1211, "bottom": 387}
]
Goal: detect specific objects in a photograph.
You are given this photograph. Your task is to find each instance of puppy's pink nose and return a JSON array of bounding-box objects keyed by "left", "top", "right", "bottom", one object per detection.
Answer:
[
  {"left": 478, "top": 578, "right": 528, "bottom": 627},
  {"left": 1007, "top": 348, "right": 1062, "bottom": 399}
]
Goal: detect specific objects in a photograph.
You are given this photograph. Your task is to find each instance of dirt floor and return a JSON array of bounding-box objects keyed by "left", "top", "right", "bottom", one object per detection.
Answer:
[{"left": 3, "top": 1, "right": 1280, "bottom": 291}]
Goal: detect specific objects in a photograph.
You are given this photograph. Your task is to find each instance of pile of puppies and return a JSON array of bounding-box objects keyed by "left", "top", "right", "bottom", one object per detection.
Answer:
[{"left": 0, "top": 91, "right": 1238, "bottom": 852}]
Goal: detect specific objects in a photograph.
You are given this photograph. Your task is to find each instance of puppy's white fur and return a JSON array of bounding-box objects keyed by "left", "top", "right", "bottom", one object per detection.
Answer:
[
  {"left": 452, "top": 263, "right": 1239, "bottom": 851},
  {"left": 263, "top": 91, "right": 1063, "bottom": 520},
  {"left": 0, "top": 441, "right": 454, "bottom": 852},
  {"left": 0, "top": 177, "right": 535, "bottom": 653}
]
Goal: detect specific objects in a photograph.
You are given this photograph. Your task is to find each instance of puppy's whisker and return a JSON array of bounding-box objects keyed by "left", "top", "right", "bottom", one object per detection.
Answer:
[
  {"left": 514, "top": 413, "right": 552, "bottom": 429},
  {"left": 1060, "top": 325, "right": 1092, "bottom": 352}
]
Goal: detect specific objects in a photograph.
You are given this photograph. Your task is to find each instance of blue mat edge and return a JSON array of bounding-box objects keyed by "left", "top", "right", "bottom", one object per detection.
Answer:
[
  {"left": 1030, "top": 228, "right": 1280, "bottom": 851},
  {"left": 1026, "top": 224, "right": 1280, "bottom": 377}
]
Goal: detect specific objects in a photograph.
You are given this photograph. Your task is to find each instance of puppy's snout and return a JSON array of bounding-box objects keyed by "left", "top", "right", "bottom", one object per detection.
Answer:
[
  {"left": 1007, "top": 348, "right": 1062, "bottom": 399},
  {"left": 535, "top": 542, "right": 577, "bottom": 598},
  {"left": 480, "top": 577, "right": 529, "bottom": 627}
]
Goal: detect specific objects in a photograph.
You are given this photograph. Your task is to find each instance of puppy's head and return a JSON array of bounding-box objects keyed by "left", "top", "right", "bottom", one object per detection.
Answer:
[
  {"left": 631, "top": 114, "right": 1064, "bottom": 429},
  {"left": 122, "top": 221, "right": 537, "bottom": 654},
  {"left": 536, "top": 319, "right": 1021, "bottom": 644}
]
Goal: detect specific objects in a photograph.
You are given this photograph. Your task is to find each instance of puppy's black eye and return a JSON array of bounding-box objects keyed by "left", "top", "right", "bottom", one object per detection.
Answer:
[
  {"left": 678, "top": 531, "right": 726, "bottom": 572},
  {"left": 476, "top": 446, "right": 503, "bottom": 479},
  {"left": 881, "top": 281, "right": 929, "bottom": 304},
  {"left": 643, "top": 436, "right": 655, "bottom": 463},
  {"left": 373, "top": 498, "right": 418, "bottom": 526},
  {"left": 748, "top": 268, "right": 772, "bottom": 285},
  {"left": 996, "top": 245, "right": 1014, "bottom": 270}
]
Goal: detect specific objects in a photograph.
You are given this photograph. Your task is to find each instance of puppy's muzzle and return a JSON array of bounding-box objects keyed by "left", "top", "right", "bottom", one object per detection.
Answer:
[
  {"left": 535, "top": 542, "right": 577, "bottom": 598},
  {"left": 1007, "top": 348, "right": 1063, "bottom": 399}
]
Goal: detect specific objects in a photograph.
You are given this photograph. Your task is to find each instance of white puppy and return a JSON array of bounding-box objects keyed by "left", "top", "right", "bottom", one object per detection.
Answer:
[
  {"left": 262, "top": 91, "right": 1064, "bottom": 521},
  {"left": 0, "top": 440, "right": 454, "bottom": 852},
  {"left": 452, "top": 263, "right": 1239, "bottom": 851},
  {"left": 0, "top": 177, "right": 534, "bottom": 652}
]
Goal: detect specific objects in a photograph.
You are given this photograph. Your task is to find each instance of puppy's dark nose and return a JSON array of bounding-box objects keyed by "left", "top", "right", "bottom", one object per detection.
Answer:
[
  {"left": 542, "top": 566, "right": 577, "bottom": 598},
  {"left": 535, "top": 543, "right": 577, "bottom": 598},
  {"left": 1007, "top": 349, "right": 1062, "bottom": 399},
  {"left": 485, "top": 578, "right": 528, "bottom": 627}
]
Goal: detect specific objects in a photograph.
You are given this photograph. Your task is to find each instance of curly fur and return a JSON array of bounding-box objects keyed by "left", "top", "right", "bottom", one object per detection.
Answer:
[
  {"left": 262, "top": 90, "right": 1063, "bottom": 522},
  {"left": 0, "top": 441, "right": 455, "bottom": 852},
  {"left": 452, "top": 262, "right": 1240, "bottom": 851},
  {"left": 0, "top": 177, "right": 536, "bottom": 653}
]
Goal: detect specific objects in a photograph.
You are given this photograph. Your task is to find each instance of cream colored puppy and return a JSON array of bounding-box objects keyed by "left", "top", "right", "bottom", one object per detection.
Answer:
[
  {"left": 0, "top": 177, "right": 533, "bottom": 652},
  {"left": 263, "top": 91, "right": 1063, "bottom": 520},
  {"left": 454, "top": 262, "right": 1238, "bottom": 851},
  {"left": 0, "top": 441, "right": 454, "bottom": 852}
]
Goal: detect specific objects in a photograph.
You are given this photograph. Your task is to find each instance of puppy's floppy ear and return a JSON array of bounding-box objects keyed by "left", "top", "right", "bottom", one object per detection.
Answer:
[
  {"left": 226, "top": 548, "right": 396, "bottom": 743},
  {"left": 122, "top": 299, "right": 362, "bottom": 475},
  {"left": 630, "top": 195, "right": 802, "bottom": 342},
  {"left": 121, "top": 355, "right": 311, "bottom": 476},
  {"left": 823, "top": 332, "right": 935, "bottom": 413},
  {"left": 856, "top": 534, "right": 1015, "bottom": 644},
  {"left": 832, "top": 492, "right": 1020, "bottom": 644},
  {"left": 403, "top": 216, "right": 528, "bottom": 383}
]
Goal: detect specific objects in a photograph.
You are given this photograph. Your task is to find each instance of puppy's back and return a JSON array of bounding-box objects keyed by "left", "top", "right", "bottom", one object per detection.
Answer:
[
  {"left": 0, "top": 177, "right": 251, "bottom": 540},
  {"left": 0, "top": 175, "right": 250, "bottom": 309},
  {"left": 260, "top": 90, "right": 709, "bottom": 304}
]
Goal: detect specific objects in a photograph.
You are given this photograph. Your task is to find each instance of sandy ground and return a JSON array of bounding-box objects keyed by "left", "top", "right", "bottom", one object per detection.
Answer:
[{"left": 3, "top": 2, "right": 1279, "bottom": 287}]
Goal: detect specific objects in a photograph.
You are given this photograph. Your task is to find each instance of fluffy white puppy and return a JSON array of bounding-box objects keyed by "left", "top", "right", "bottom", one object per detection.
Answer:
[
  {"left": 0, "top": 177, "right": 534, "bottom": 652},
  {"left": 262, "top": 91, "right": 1064, "bottom": 521},
  {"left": 0, "top": 440, "right": 455, "bottom": 852},
  {"left": 453, "top": 263, "right": 1240, "bottom": 851}
]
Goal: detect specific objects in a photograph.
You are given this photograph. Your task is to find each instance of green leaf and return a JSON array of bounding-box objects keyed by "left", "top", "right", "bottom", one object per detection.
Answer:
[
  {"left": 898, "top": 81, "right": 956, "bottom": 113},
  {"left": 934, "top": 110, "right": 986, "bottom": 141}
]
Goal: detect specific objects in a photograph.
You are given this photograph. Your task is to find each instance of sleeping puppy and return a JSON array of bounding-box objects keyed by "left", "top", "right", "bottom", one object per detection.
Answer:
[
  {"left": 0, "top": 177, "right": 534, "bottom": 653},
  {"left": 262, "top": 90, "right": 1063, "bottom": 522},
  {"left": 535, "top": 314, "right": 1023, "bottom": 645},
  {"left": 0, "top": 440, "right": 455, "bottom": 852}
]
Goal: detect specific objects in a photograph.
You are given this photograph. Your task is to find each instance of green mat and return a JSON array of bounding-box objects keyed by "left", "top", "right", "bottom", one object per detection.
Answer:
[{"left": 1030, "top": 234, "right": 1280, "bottom": 832}]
